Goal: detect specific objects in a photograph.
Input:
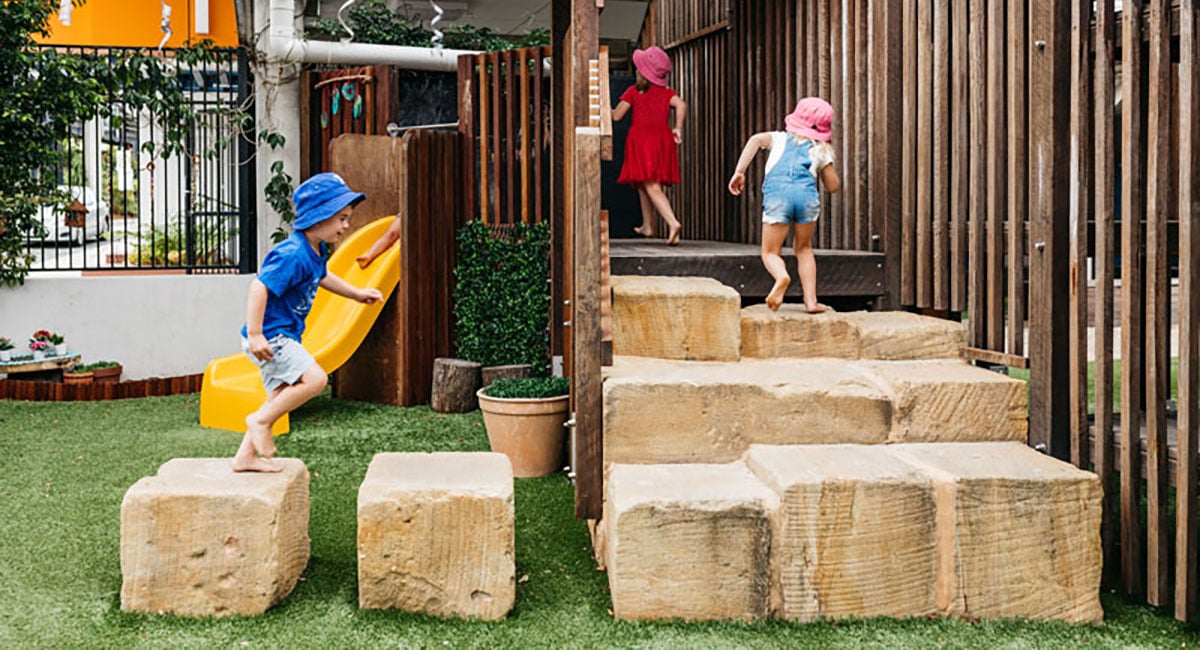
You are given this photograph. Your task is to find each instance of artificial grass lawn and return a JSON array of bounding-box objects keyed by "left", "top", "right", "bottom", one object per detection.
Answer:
[{"left": 1, "top": 395, "right": 1198, "bottom": 649}]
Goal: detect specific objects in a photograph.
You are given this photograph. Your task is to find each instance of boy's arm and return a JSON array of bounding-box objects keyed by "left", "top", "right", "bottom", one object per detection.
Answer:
[
  {"left": 728, "top": 132, "right": 773, "bottom": 195},
  {"left": 320, "top": 273, "right": 383, "bottom": 304},
  {"left": 669, "top": 95, "right": 687, "bottom": 144},
  {"left": 356, "top": 216, "right": 401, "bottom": 268},
  {"left": 612, "top": 100, "right": 631, "bottom": 122},
  {"left": 245, "top": 279, "right": 273, "bottom": 362}
]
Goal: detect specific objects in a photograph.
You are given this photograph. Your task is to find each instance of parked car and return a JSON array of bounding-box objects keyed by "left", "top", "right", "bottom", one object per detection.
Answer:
[{"left": 36, "top": 186, "right": 110, "bottom": 246}]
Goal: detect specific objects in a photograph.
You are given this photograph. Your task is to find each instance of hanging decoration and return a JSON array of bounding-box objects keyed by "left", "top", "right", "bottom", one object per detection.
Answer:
[
  {"left": 157, "top": 1, "right": 173, "bottom": 53},
  {"left": 429, "top": 1, "right": 445, "bottom": 50},
  {"left": 58, "top": 0, "right": 73, "bottom": 26},
  {"left": 337, "top": 0, "right": 357, "bottom": 43}
]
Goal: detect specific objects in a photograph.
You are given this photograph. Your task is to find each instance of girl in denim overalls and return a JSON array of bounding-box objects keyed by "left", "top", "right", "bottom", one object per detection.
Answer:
[{"left": 728, "top": 98, "right": 840, "bottom": 312}]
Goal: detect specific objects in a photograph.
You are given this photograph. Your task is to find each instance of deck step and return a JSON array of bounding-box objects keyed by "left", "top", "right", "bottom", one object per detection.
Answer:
[
  {"left": 740, "top": 306, "right": 966, "bottom": 360},
  {"left": 603, "top": 357, "right": 1027, "bottom": 465}
]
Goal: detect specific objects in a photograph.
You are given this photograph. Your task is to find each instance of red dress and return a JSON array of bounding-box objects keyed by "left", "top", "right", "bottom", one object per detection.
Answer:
[{"left": 617, "top": 84, "right": 681, "bottom": 186}]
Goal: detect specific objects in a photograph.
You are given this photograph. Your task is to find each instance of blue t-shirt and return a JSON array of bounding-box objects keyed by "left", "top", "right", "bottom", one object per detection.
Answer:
[{"left": 241, "top": 231, "right": 329, "bottom": 342}]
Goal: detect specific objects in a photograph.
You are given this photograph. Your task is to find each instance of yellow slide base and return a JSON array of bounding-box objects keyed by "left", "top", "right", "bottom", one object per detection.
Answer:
[{"left": 199, "top": 216, "right": 401, "bottom": 435}]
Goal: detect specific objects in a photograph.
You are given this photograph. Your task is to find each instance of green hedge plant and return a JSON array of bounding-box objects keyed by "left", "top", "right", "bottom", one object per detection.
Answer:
[
  {"left": 453, "top": 220, "right": 551, "bottom": 374},
  {"left": 482, "top": 376, "right": 569, "bottom": 400}
]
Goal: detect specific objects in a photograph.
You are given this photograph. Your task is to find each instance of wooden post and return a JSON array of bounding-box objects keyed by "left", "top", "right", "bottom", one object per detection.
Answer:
[
  {"left": 1028, "top": 0, "right": 1073, "bottom": 462},
  {"left": 573, "top": 127, "right": 603, "bottom": 520},
  {"left": 870, "top": 0, "right": 903, "bottom": 307}
]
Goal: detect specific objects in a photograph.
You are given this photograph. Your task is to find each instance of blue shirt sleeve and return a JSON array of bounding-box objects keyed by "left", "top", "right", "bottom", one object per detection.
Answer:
[{"left": 256, "top": 242, "right": 301, "bottom": 297}]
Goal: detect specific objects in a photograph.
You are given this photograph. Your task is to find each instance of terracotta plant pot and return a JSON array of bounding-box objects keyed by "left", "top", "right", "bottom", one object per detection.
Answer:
[
  {"left": 92, "top": 365, "right": 122, "bottom": 383},
  {"left": 63, "top": 371, "right": 94, "bottom": 385},
  {"left": 476, "top": 388, "right": 570, "bottom": 478}
]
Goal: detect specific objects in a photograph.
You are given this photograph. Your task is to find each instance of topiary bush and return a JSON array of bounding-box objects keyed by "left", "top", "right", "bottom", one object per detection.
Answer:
[
  {"left": 453, "top": 220, "right": 551, "bottom": 375},
  {"left": 482, "top": 376, "right": 569, "bottom": 400}
]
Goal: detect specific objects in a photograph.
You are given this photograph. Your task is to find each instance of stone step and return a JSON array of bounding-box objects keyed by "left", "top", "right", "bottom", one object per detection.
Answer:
[
  {"left": 611, "top": 275, "right": 742, "bottom": 362},
  {"left": 603, "top": 442, "right": 1102, "bottom": 623},
  {"left": 740, "top": 305, "right": 966, "bottom": 360},
  {"left": 603, "top": 357, "right": 1027, "bottom": 465},
  {"left": 120, "top": 458, "right": 311, "bottom": 617}
]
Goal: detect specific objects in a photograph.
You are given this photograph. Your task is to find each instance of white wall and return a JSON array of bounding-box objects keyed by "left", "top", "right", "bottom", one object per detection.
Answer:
[{"left": 0, "top": 274, "right": 252, "bottom": 380}]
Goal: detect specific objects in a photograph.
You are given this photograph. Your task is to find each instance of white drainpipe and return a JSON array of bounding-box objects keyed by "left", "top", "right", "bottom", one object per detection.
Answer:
[{"left": 266, "top": 0, "right": 477, "bottom": 71}]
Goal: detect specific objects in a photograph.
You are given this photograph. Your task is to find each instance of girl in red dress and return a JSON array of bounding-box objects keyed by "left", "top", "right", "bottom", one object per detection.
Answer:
[{"left": 613, "top": 46, "right": 687, "bottom": 245}]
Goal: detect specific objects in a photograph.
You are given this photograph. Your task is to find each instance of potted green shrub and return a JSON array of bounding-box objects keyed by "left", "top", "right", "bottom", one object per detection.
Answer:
[
  {"left": 476, "top": 376, "right": 570, "bottom": 478},
  {"left": 63, "top": 363, "right": 94, "bottom": 385},
  {"left": 88, "top": 360, "right": 122, "bottom": 383}
]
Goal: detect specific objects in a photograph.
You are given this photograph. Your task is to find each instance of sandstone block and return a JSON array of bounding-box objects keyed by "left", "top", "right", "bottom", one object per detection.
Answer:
[
  {"left": 745, "top": 445, "right": 938, "bottom": 621},
  {"left": 605, "top": 463, "right": 777, "bottom": 621},
  {"left": 357, "top": 452, "right": 514, "bottom": 620},
  {"left": 841, "top": 311, "right": 965, "bottom": 360},
  {"left": 611, "top": 275, "right": 741, "bottom": 361},
  {"left": 864, "top": 361, "right": 1028, "bottom": 443},
  {"left": 891, "top": 442, "right": 1103, "bottom": 622},
  {"left": 120, "top": 458, "right": 310, "bottom": 617},
  {"left": 604, "top": 357, "right": 892, "bottom": 465},
  {"left": 740, "top": 305, "right": 859, "bottom": 359}
]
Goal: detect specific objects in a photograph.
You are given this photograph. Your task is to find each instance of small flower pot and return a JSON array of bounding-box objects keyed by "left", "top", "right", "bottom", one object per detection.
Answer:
[
  {"left": 54, "top": 343, "right": 67, "bottom": 356},
  {"left": 63, "top": 370, "right": 94, "bottom": 385},
  {"left": 476, "top": 388, "right": 570, "bottom": 478},
  {"left": 32, "top": 350, "right": 45, "bottom": 361},
  {"left": 0, "top": 350, "right": 10, "bottom": 362}
]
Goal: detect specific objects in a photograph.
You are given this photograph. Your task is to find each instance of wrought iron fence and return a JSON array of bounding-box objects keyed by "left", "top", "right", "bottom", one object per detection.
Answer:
[{"left": 25, "top": 46, "right": 255, "bottom": 274}]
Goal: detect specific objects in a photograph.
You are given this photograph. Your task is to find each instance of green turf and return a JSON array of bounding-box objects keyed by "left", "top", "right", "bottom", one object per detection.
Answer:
[{"left": 1, "top": 394, "right": 1198, "bottom": 648}]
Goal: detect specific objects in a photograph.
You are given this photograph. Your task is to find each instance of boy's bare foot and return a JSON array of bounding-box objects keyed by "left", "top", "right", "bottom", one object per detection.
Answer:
[
  {"left": 233, "top": 457, "right": 283, "bottom": 473},
  {"left": 633, "top": 226, "right": 654, "bottom": 238},
  {"left": 766, "top": 276, "right": 791, "bottom": 311},
  {"left": 246, "top": 414, "right": 277, "bottom": 458},
  {"left": 667, "top": 223, "right": 682, "bottom": 246},
  {"left": 805, "top": 303, "right": 828, "bottom": 314}
]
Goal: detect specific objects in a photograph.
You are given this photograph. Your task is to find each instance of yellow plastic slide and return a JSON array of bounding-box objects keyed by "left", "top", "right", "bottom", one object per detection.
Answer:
[{"left": 200, "top": 216, "right": 400, "bottom": 434}]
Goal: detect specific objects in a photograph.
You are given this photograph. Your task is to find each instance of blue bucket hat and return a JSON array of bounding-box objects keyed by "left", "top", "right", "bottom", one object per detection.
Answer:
[{"left": 292, "top": 172, "right": 366, "bottom": 230}]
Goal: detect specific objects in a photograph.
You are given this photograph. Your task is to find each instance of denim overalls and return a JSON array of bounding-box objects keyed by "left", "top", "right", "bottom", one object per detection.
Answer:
[{"left": 762, "top": 137, "right": 821, "bottom": 225}]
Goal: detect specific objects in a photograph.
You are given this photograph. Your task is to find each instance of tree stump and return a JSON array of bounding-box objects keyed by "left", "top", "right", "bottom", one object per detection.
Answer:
[
  {"left": 482, "top": 364, "right": 533, "bottom": 387},
  {"left": 431, "top": 358, "right": 482, "bottom": 413}
]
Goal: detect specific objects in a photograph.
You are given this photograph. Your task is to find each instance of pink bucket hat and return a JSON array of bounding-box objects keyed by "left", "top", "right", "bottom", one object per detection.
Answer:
[
  {"left": 632, "top": 46, "right": 671, "bottom": 86},
  {"left": 784, "top": 97, "right": 834, "bottom": 142}
]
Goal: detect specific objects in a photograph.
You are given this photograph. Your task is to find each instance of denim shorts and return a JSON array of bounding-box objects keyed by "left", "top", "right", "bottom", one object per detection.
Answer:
[
  {"left": 242, "top": 334, "right": 317, "bottom": 393},
  {"left": 762, "top": 180, "right": 821, "bottom": 225}
]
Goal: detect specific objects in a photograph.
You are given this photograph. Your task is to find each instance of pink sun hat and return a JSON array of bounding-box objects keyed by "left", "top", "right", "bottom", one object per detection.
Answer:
[
  {"left": 784, "top": 97, "right": 834, "bottom": 142},
  {"left": 631, "top": 46, "right": 672, "bottom": 86}
]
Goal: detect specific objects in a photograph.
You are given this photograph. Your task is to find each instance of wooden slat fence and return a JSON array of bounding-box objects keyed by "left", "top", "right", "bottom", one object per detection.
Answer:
[
  {"left": 300, "top": 66, "right": 400, "bottom": 178},
  {"left": 457, "top": 47, "right": 552, "bottom": 227}
]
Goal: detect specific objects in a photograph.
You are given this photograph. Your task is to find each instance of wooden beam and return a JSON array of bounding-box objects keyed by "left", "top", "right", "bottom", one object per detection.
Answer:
[{"left": 573, "top": 127, "right": 603, "bottom": 520}]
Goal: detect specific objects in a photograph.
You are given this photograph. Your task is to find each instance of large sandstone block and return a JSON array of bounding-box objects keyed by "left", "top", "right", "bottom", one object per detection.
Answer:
[
  {"left": 611, "top": 275, "right": 741, "bottom": 361},
  {"left": 745, "top": 445, "right": 938, "bottom": 621},
  {"left": 891, "top": 442, "right": 1103, "bottom": 622},
  {"left": 865, "top": 361, "right": 1028, "bottom": 443},
  {"left": 605, "top": 463, "right": 777, "bottom": 621},
  {"left": 841, "top": 311, "right": 965, "bottom": 360},
  {"left": 357, "top": 452, "right": 515, "bottom": 620},
  {"left": 604, "top": 357, "right": 892, "bottom": 465},
  {"left": 120, "top": 458, "right": 310, "bottom": 617},
  {"left": 740, "top": 305, "right": 859, "bottom": 359}
]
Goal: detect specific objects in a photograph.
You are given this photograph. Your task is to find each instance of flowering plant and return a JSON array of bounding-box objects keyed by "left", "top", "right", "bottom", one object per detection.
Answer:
[
  {"left": 29, "top": 339, "right": 50, "bottom": 352},
  {"left": 0, "top": 337, "right": 13, "bottom": 351},
  {"left": 31, "top": 329, "right": 52, "bottom": 342}
]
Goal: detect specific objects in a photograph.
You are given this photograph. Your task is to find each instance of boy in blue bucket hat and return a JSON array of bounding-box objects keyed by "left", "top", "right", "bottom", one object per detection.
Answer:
[{"left": 233, "top": 172, "right": 383, "bottom": 472}]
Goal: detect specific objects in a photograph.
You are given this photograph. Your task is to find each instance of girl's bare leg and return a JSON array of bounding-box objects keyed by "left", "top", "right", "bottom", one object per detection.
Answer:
[
  {"left": 643, "top": 181, "right": 682, "bottom": 245},
  {"left": 793, "top": 222, "right": 826, "bottom": 313},
  {"left": 761, "top": 223, "right": 792, "bottom": 310},
  {"left": 633, "top": 186, "right": 655, "bottom": 237}
]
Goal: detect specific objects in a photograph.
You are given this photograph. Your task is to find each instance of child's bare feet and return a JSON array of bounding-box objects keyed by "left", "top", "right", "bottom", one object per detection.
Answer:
[
  {"left": 633, "top": 226, "right": 654, "bottom": 238},
  {"left": 246, "top": 414, "right": 277, "bottom": 458},
  {"left": 766, "top": 276, "right": 791, "bottom": 311},
  {"left": 233, "top": 456, "right": 283, "bottom": 473},
  {"left": 805, "top": 302, "right": 828, "bottom": 314},
  {"left": 667, "top": 222, "right": 682, "bottom": 246}
]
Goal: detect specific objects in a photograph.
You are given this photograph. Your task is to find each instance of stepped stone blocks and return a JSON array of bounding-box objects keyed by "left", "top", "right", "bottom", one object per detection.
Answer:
[
  {"left": 357, "top": 452, "right": 515, "bottom": 620},
  {"left": 744, "top": 445, "right": 938, "bottom": 621},
  {"left": 120, "top": 458, "right": 311, "bottom": 617},
  {"left": 740, "top": 308, "right": 965, "bottom": 360},
  {"left": 611, "top": 275, "right": 741, "bottom": 361},
  {"left": 603, "top": 357, "right": 893, "bottom": 465},
  {"left": 890, "top": 443, "right": 1103, "bottom": 623},
  {"left": 840, "top": 311, "right": 965, "bottom": 360},
  {"left": 605, "top": 463, "right": 778, "bottom": 621},
  {"left": 864, "top": 361, "right": 1028, "bottom": 443}
]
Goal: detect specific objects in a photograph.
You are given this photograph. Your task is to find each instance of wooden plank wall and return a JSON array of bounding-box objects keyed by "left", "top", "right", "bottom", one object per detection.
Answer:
[
  {"left": 300, "top": 66, "right": 398, "bottom": 179},
  {"left": 457, "top": 48, "right": 553, "bottom": 227}
]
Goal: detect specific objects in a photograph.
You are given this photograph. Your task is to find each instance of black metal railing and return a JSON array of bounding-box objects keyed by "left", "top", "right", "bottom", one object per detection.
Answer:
[{"left": 26, "top": 45, "right": 255, "bottom": 274}]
